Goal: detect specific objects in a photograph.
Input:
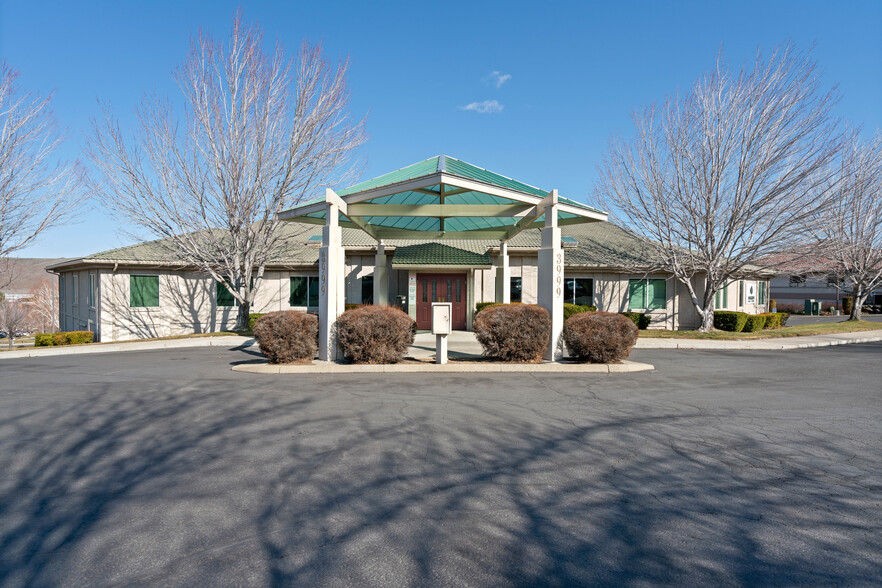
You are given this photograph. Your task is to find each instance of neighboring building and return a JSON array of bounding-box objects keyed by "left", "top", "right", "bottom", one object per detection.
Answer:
[
  {"left": 47, "top": 157, "right": 771, "bottom": 343},
  {"left": 761, "top": 253, "right": 882, "bottom": 310}
]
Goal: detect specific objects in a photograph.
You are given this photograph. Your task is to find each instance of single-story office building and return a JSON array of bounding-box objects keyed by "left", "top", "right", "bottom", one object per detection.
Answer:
[{"left": 48, "top": 157, "right": 771, "bottom": 358}]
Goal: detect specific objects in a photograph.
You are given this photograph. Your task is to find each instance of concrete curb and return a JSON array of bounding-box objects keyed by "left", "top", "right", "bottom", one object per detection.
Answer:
[
  {"left": 0, "top": 336, "right": 256, "bottom": 359},
  {"left": 635, "top": 330, "right": 882, "bottom": 350},
  {"left": 232, "top": 359, "right": 655, "bottom": 374}
]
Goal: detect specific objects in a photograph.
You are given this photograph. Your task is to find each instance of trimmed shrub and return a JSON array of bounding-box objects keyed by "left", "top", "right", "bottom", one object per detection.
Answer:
[
  {"left": 714, "top": 310, "right": 749, "bottom": 332},
  {"left": 474, "top": 304, "right": 550, "bottom": 362},
  {"left": 34, "top": 331, "right": 94, "bottom": 346},
  {"left": 253, "top": 311, "right": 318, "bottom": 364},
  {"left": 248, "top": 313, "right": 266, "bottom": 330},
  {"left": 742, "top": 314, "right": 767, "bottom": 332},
  {"left": 769, "top": 299, "right": 777, "bottom": 311},
  {"left": 777, "top": 312, "right": 791, "bottom": 327},
  {"left": 564, "top": 311, "right": 638, "bottom": 363},
  {"left": 776, "top": 302, "right": 804, "bottom": 314},
  {"left": 335, "top": 305, "right": 415, "bottom": 364},
  {"left": 842, "top": 296, "right": 853, "bottom": 315},
  {"left": 760, "top": 313, "right": 781, "bottom": 329},
  {"left": 563, "top": 303, "right": 597, "bottom": 321},
  {"left": 620, "top": 312, "right": 651, "bottom": 330}
]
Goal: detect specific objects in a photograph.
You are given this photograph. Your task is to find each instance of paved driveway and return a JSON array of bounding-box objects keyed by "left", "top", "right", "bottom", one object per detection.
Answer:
[{"left": 1, "top": 344, "right": 880, "bottom": 586}]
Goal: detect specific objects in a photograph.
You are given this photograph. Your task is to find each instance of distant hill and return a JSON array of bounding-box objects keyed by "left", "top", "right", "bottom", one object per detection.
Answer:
[{"left": 0, "top": 258, "right": 70, "bottom": 296}]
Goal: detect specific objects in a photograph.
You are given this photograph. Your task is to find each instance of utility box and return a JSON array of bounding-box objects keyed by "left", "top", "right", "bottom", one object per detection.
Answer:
[
  {"left": 432, "top": 302, "right": 452, "bottom": 365},
  {"left": 804, "top": 299, "right": 821, "bottom": 316},
  {"left": 431, "top": 303, "right": 452, "bottom": 335}
]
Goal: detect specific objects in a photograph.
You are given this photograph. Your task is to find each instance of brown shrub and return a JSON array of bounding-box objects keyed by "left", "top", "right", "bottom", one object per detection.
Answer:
[
  {"left": 253, "top": 311, "right": 318, "bottom": 364},
  {"left": 335, "top": 305, "right": 415, "bottom": 364},
  {"left": 473, "top": 304, "right": 550, "bottom": 362},
  {"left": 563, "top": 311, "right": 638, "bottom": 363}
]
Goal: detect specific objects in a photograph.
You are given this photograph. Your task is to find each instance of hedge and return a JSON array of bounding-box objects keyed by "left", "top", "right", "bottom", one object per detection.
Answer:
[
  {"left": 842, "top": 297, "right": 853, "bottom": 315},
  {"left": 620, "top": 312, "right": 651, "bottom": 330},
  {"left": 759, "top": 313, "right": 781, "bottom": 329},
  {"left": 34, "top": 331, "right": 94, "bottom": 346},
  {"left": 474, "top": 304, "right": 550, "bottom": 362},
  {"left": 336, "top": 305, "right": 416, "bottom": 364},
  {"left": 253, "top": 311, "right": 318, "bottom": 364},
  {"left": 777, "top": 312, "right": 791, "bottom": 327},
  {"left": 713, "top": 311, "right": 748, "bottom": 332},
  {"left": 564, "top": 312, "right": 638, "bottom": 363},
  {"left": 247, "top": 313, "right": 265, "bottom": 330},
  {"left": 563, "top": 303, "right": 597, "bottom": 321},
  {"left": 742, "top": 314, "right": 767, "bottom": 332}
]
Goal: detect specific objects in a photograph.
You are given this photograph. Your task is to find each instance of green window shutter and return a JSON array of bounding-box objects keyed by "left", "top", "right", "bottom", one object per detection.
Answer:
[
  {"left": 758, "top": 281, "right": 766, "bottom": 304},
  {"left": 217, "top": 280, "right": 236, "bottom": 307},
  {"left": 130, "top": 275, "right": 159, "bottom": 307},
  {"left": 648, "top": 279, "right": 666, "bottom": 310},
  {"left": 628, "top": 279, "right": 647, "bottom": 310},
  {"left": 290, "top": 277, "right": 308, "bottom": 306}
]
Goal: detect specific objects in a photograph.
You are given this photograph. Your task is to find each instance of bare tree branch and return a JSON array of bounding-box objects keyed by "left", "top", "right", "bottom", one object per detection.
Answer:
[
  {"left": 87, "top": 13, "right": 366, "bottom": 330},
  {"left": 0, "top": 299, "right": 31, "bottom": 347},
  {"left": 805, "top": 131, "right": 882, "bottom": 320},
  {"left": 0, "top": 63, "right": 86, "bottom": 276},
  {"left": 596, "top": 42, "right": 842, "bottom": 330}
]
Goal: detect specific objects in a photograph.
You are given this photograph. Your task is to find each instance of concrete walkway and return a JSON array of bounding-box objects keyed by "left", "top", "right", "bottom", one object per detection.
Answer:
[
  {"left": 0, "top": 335, "right": 255, "bottom": 360},
  {"left": 635, "top": 329, "right": 882, "bottom": 350}
]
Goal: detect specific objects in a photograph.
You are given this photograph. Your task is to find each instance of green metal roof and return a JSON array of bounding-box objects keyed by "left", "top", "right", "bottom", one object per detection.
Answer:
[
  {"left": 279, "top": 156, "right": 607, "bottom": 240},
  {"left": 391, "top": 243, "right": 492, "bottom": 268}
]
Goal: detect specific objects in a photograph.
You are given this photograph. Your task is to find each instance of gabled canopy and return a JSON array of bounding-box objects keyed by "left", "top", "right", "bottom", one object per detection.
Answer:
[{"left": 278, "top": 156, "right": 607, "bottom": 241}]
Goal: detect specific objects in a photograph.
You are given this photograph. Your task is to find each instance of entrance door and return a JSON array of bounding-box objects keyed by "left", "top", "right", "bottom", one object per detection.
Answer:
[{"left": 416, "top": 273, "right": 467, "bottom": 330}]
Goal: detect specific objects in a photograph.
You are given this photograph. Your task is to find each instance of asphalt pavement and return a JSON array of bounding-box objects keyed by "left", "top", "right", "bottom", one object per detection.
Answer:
[{"left": 0, "top": 343, "right": 880, "bottom": 586}]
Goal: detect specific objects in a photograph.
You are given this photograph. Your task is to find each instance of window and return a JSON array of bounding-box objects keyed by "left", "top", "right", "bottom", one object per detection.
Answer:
[
  {"left": 628, "top": 279, "right": 666, "bottom": 310},
  {"left": 758, "top": 281, "right": 766, "bottom": 305},
  {"left": 715, "top": 286, "right": 728, "bottom": 310},
  {"left": 510, "top": 277, "right": 523, "bottom": 303},
  {"left": 59, "top": 275, "right": 65, "bottom": 304},
  {"left": 88, "top": 273, "right": 97, "bottom": 308},
  {"left": 564, "top": 278, "right": 594, "bottom": 305},
  {"left": 130, "top": 275, "right": 159, "bottom": 307},
  {"left": 738, "top": 280, "right": 745, "bottom": 306},
  {"left": 217, "top": 280, "right": 236, "bottom": 307},
  {"left": 361, "top": 276, "right": 374, "bottom": 304},
  {"left": 289, "top": 276, "right": 318, "bottom": 307},
  {"left": 72, "top": 274, "right": 78, "bottom": 305}
]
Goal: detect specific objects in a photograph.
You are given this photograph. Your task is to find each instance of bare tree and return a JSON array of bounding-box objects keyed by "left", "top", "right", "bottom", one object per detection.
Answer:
[
  {"left": 596, "top": 43, "right": 841, "bottom": 330},
  {"left": 808, "top": 132, "right": 882, "bottom": 320},
  {"left": 0, "top": 63, "right": 84, "bottom": 284},
  {"left": 88, "top": 14, "right": 365, "bottom": 330},
  {"left": 0, "top": 299, "right": 31, "bottom": 347},
  {"left": 28, "top": 278, "right": 59, "bottom": 333}
]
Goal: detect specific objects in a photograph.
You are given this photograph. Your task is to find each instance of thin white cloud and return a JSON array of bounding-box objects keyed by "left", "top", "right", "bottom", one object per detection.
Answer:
[
  {"left": 485, "top": 70, "right": 512, "bottom": 88},
  {"left": 459, "top": 99, "right": 504, "bottom": 114}
]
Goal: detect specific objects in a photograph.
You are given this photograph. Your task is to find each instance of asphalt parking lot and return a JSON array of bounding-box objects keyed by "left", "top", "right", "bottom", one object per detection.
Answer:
[{"left": 1, "top": 343, "right": 880, "bottom": 586}]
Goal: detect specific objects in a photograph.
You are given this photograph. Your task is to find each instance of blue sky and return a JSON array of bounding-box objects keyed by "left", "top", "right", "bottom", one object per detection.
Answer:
[{"left": 1, "top": 0, "right": 880, "bottom": 258}]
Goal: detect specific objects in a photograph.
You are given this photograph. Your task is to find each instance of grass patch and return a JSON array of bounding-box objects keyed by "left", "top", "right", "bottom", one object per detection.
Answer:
[{"left": 639, "top": 320, "right": 882, "bottom": 340}]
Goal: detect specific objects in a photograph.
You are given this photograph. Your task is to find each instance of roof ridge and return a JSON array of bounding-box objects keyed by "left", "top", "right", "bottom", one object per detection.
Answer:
[{"left": 443, "top": 156, "right": 549, "bottom": 194}]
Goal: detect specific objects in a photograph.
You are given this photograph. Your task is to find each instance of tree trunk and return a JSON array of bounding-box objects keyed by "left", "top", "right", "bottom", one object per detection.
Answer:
[
  {"left": 698, "top": 308, "right": 715, "bottom": 332},
  {"left": 235, "top": 300, "right": 251, "bottom": 331},
  {"left": 850, "top": 286, "right": 866, "bottom": 321}
]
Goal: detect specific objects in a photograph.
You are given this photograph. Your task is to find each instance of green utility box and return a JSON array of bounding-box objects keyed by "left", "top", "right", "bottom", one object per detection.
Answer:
[{"left": 804, "top": 299, "right": 821, "bottom": 315}]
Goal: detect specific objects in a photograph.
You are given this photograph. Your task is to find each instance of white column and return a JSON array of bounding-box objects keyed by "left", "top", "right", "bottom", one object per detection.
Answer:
[
  {"left": 537, "top": 190, "right": 564, "bottom": 361},
  {"left": 495, "top": 241, "right": 511, "bottom": 303},
  {"left": 319, "top": 190, "right": 345, "bottom": 361},
  {"left": 374, "top": 240, "right": 388, "bottom": 306}
]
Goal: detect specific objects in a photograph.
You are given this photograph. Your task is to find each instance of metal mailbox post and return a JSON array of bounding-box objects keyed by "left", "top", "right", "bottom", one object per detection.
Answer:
[{"left": 431, "top": 302, "right": 452, "bottom": 364}]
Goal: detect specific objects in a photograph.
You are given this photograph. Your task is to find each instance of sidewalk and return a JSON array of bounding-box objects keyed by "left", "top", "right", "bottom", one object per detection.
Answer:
[
  {"left": 0, "top": 335, "right": 255, "bottom": 360},
  {"left": 635, "top": 329, "right": 882, "bottom": 350}
]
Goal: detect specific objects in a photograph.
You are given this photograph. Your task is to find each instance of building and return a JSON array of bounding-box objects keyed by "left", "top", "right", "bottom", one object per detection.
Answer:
[{"left": 48, "top": 157, "right": 770, "bottom": 355}]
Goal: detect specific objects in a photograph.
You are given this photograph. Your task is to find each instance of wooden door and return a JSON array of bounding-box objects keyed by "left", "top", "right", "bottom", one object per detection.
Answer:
[{"left": 416, "top": 273, "right": 467, "bottom": 330}]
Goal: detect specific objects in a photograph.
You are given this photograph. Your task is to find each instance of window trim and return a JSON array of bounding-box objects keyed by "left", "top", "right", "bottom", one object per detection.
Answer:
[{"left": 88, "top": 273, "right": 97, "bottom": 309}]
